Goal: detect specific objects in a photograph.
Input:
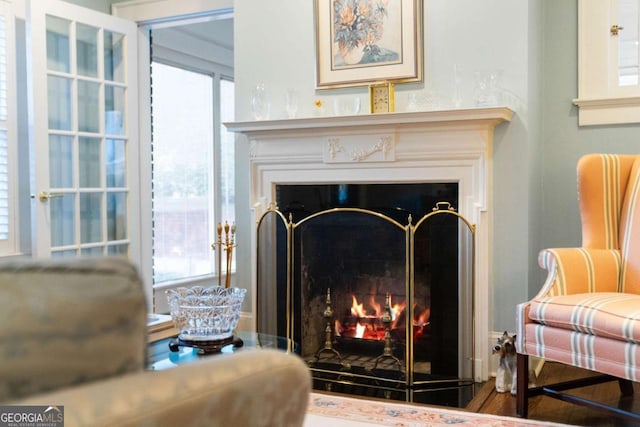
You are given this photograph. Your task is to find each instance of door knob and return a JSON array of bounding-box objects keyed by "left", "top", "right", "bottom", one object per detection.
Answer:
[
  {"left": 36, "top": 191, "right": 64, "bottom": 202},
  {"left": 611, "top": 24, "right": 624, "bottom": 36}
]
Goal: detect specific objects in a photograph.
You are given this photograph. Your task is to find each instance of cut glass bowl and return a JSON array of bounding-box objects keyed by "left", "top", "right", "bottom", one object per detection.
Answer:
[{"left": 165, "top": 286, "right": 247, "bottom": 341}]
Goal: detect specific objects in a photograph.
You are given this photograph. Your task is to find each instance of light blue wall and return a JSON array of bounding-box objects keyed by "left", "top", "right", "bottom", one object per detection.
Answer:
[{"left": 539, "top": 1, "right": 639, "bottom": 295}]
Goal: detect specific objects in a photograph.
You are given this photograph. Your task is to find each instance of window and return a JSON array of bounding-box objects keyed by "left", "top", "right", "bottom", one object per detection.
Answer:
[
  {"left": 150, "top": 61, "right": 235, "bottom": 286},
  {"left": 618, "top": 0, "right": 640, "bottom": 85},
  {"left": 0, "top": 1, "right": 17, "bottom": 255},
  {"left": 575, "top": 0, "right": 640, "bottom": 125}
]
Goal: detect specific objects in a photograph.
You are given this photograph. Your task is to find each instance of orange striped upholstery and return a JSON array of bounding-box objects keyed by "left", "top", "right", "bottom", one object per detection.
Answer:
[
  {"left": 517, "top": 153, "right": 640, "bottom": 383},
  {"left": 578, "top": 154, "right": 635, "bottom": 250},
  {"left": 620, "top": 158, "right": 640, "bottom": 294},
  {"left": 529, "top": 293, "right": 640, "bottom": 344}
]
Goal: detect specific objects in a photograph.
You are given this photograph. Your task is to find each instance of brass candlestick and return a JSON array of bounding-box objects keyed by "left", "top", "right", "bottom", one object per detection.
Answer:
[
  {"left": 311, "top": 288, "right": 349, "bottom": 370},
  {"left": 369, "top": 293, "right": 403, "bottom": 372}
]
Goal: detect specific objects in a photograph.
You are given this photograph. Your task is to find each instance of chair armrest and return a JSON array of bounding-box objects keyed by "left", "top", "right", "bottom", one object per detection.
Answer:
[
  {"left": 9, "top": 349, "right": 311, "bottom": 427},
  {"left": 516, "top": 247, "right": 621, "bottom": 353},
  {"left": 536, "top": 247, "right": 621, "bottom": 298}
]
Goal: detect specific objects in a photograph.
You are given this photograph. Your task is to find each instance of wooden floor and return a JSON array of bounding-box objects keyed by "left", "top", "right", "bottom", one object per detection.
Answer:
[{"left": 468, "top": 362, "right": 640, "bottom": 426}]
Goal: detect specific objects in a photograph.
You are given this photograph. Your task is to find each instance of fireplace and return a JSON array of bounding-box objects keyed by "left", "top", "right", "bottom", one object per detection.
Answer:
[
  {"left": 256, "top": 182, "right": 477, "bottom": 405},
  {"left": 226, "top": 107, "right": 513, "bottom": 402}
]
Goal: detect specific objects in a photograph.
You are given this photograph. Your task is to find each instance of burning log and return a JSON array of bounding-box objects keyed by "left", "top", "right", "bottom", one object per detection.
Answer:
[{"left": 335, "top": 294, "right": 431, "bottom": 341}]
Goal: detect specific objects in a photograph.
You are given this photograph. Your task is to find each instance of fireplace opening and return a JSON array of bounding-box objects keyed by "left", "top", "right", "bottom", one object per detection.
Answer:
[{"left": 256, "top": 183, "right": 478, "bottom": 407}]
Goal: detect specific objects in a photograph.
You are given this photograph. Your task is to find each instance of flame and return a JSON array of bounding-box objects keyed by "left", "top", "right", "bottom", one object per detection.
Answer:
[
  {"left": 351, "top": 295, "right": 367, "bottom": 317},
  {"left": 415, "top": 307, "right": 431, "bottom": 326},
  {"left": 343, "top": 293, "right": 431, "bottom": 340},
  {"left": 369, "top": 295, "right": 382, "bottom": 317},
  {"left": 355, "top": 322, "right": 366, "bottom": 338},
  {"left": 391, "top": 300, "right": 406, "bottom": 321}
]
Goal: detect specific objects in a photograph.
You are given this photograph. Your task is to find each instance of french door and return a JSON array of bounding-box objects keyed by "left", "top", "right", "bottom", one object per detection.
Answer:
[{"left": 28, "top": 0, "right": 139, "bottom": 261}]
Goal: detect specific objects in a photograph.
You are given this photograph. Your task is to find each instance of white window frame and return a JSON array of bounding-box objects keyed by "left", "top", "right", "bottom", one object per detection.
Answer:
[
  {"left": 0, "top": 0, "right": 19, "bottom": 256},
  {"left": 146, "top": 24, "right": 234, "bottom": 312},
  {"left": 574, "top": 0, "right": 640, "bottom": 125}
]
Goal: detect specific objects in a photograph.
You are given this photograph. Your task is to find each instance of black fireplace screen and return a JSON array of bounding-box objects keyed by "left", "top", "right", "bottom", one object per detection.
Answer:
[{"left": 256, "top": 183, "right": 476, "bottom": 406}]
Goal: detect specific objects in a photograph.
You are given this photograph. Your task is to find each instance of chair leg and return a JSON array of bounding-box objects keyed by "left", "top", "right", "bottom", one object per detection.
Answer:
[
  {"left": 516, "top": 353, "right": 529, "bottom": 418},
  {"left": 619, "top": 379, "right": 635, "bottom": 396}
]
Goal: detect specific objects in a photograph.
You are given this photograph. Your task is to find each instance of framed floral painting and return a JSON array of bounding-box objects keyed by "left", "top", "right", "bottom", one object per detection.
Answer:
[{"left": 314, "top": 0, "right": 423, "bottom": 88}]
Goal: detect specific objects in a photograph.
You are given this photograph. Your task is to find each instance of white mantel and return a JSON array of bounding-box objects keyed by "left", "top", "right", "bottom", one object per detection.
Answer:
[{"left": 226, "top": 107, "right": 513, "bottom": 381}]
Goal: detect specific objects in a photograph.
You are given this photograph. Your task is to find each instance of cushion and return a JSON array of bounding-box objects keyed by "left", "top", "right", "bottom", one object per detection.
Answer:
[
  {"left": 529, "top": 292, "right": 640, "bottom": 344},
  {"left": 0, "top": 257, "right": 147, "bottom": 401}
]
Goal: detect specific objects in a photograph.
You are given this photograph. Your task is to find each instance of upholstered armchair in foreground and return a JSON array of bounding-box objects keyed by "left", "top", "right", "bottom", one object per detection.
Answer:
[
  {"left": 0, "top": 257, "right": 311, "bottom": 427},
  {"left": 516, "top": 153, "right": 640, "bottom": 422}
]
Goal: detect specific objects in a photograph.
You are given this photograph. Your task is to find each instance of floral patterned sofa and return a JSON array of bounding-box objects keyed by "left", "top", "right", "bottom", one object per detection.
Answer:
[
  {"left": 516, "top": 153, "right": 640, "bottom": 422},
  {"left": 0, "top": 257, "right": 311, "bottom": 426}
]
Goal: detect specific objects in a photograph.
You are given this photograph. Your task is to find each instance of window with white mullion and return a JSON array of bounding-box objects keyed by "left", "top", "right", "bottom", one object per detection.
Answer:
[
  {"left": 617, "top": 0, "right": 640, "bottom": 86},
  {"left": 576, "top": 0, "right": 640, "bottom": 124}
]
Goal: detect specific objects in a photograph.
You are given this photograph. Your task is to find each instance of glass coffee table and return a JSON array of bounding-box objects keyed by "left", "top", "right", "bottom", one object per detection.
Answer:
[{"left": 148, "top": 331, "right": 297, "bottom": 370}]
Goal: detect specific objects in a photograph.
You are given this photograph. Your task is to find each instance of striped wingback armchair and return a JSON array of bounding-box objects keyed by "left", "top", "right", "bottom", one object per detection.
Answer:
[{"left": 516, "top": 153, "right": 640, "bottom": 422}]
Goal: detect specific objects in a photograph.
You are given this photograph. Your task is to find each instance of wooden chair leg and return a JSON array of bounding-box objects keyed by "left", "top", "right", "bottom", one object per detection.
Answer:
[
  {"left": 619, "top": 379, "right": 635, "bottom": 396},
  {"left": 516, "top": 353, "right": 529, "bottom": 418}
]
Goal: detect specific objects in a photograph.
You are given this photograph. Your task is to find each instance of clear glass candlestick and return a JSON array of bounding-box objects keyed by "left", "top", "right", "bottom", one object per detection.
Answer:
[{"left": 285, "top": 88, "right": 299, "bottom": 119}]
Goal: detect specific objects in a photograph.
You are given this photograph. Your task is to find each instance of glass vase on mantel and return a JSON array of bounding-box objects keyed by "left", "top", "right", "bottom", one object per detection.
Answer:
[{"left": 251, "top": 83, "right": 271, "bottom": 120}]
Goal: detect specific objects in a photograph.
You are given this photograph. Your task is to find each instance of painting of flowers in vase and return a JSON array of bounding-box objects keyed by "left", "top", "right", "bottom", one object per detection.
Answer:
[
  {"left": 332, "top": 0, "right": 401, "bottom": 67},
  {"left": 315, "top": 0, "right": 422, "bottom": 88}
]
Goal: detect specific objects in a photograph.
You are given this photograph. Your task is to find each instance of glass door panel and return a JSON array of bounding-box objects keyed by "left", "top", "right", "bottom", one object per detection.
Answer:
[
  {"left": 30, "top": 0, "right": 138, "bottom": 259},
  {"left": 104, "top": 31, "right": 125, "bottom": 83},
  {"left": 47, "top": 76, "right": 72, "bottom": 130},
  {"left": 76, "top": 24, "right": 98, "bottom": 78},
  {"left": 106, "top": 139, "right": 126, "bottom": 187},
  {"left": 107, "top": 191, "right": 127, "bottom": 241},
  {"left": 46, "top": 16, "right": 70, "bottom": 73},
  {"left": 49, "top": 135, "right": 73, "bottom": 188},
  {"left": 77, "top": 80, "right": 100, "bottom": 132},
  {"left": 50, "top": 194, "right": 75, "bottom": 247},
  {"left": 80, "top": 192, "right": 102, "bottom": 243},
  {"left": 105, "top": 85, "right": 126, "bottom": 134},
  {"left": 79, "top": 137, "right": 101, "bottom": 188}
]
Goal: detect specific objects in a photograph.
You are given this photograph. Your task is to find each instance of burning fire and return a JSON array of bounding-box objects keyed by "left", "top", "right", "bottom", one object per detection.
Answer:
[{"left": 335, "top": 294, "right": 430, "bottom": 341}]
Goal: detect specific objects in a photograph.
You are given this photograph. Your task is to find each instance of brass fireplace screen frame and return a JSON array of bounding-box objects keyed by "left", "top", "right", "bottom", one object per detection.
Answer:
[{"left": 256, "top": 201, "right": 476, "bottom": 400}]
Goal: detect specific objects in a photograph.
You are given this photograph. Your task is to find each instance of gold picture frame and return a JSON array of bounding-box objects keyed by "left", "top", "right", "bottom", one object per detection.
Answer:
[{"left": 314, "top": 0, "right": 424, "bottom": 89}]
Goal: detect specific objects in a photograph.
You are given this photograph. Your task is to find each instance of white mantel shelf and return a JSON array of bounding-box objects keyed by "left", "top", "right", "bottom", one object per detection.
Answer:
[{"left": 224, "top": 107, "right": 513, "bottom": 135}]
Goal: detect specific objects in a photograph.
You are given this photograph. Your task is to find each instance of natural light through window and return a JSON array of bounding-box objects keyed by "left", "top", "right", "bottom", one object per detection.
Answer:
[
  {"left": 618, "top": 0, "right": 640, "bottom": 85},
  {"left": 151, "top": 62, "right": 215, "bottom": 283}
]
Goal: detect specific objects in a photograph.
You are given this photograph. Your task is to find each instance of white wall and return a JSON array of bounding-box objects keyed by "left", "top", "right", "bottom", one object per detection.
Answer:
[{"left": 234, "top": 0, "right": 541, "bottom": 333}]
